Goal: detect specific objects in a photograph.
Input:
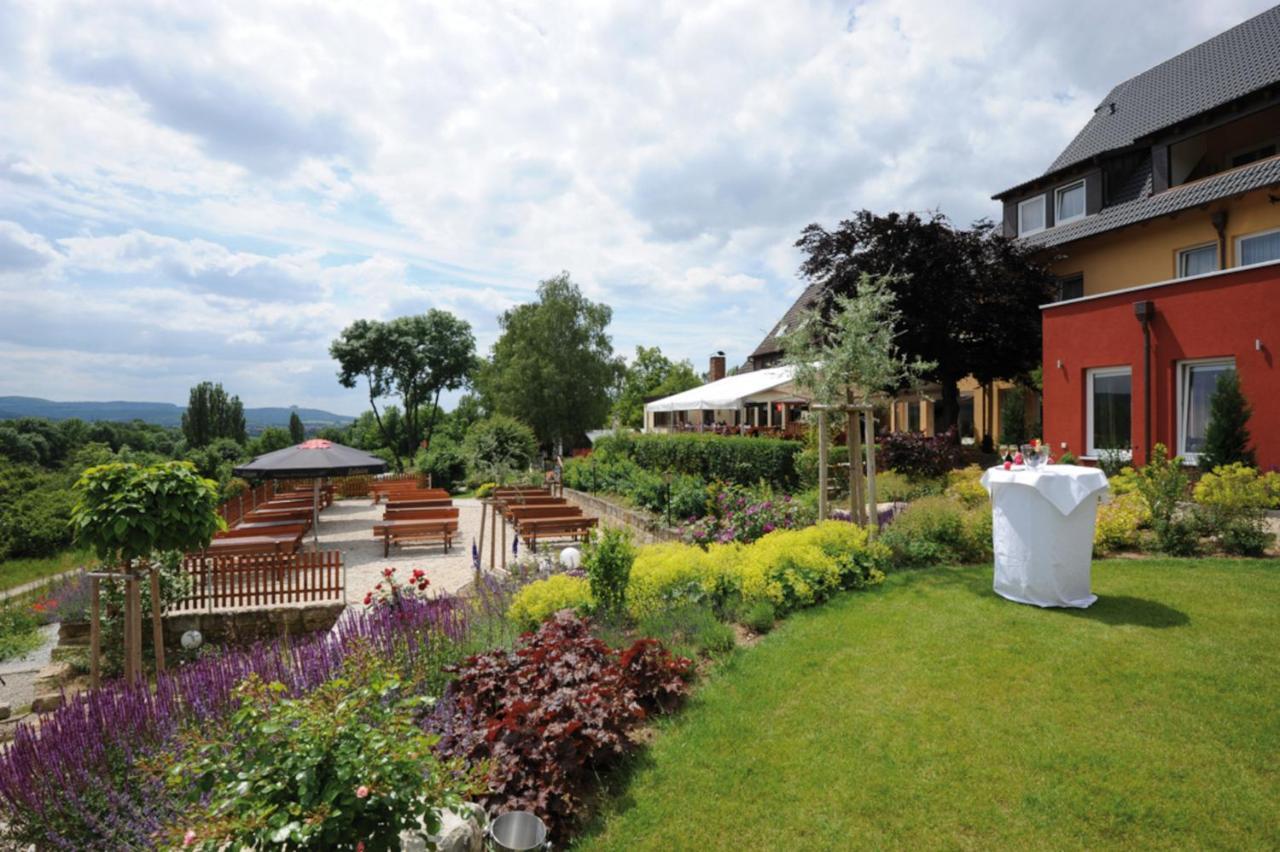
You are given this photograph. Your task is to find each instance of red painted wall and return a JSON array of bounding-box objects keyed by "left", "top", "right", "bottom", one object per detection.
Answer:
[{"left": 1041, "top": 262, "right": 1280, "bottom": 470}]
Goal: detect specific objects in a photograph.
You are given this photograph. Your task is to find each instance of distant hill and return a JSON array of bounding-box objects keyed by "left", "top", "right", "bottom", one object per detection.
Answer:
[{"left": 0, "top": 396, "right": 356, "bottom": 432}]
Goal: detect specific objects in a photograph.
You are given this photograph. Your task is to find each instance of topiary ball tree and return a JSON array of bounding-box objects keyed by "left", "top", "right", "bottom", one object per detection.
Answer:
[
  {"left": 71, "top": 461, "right": 223, "bottom": 682},
  {"left": 1200, "top": 371, "right": 1255, "bottom": 471}
]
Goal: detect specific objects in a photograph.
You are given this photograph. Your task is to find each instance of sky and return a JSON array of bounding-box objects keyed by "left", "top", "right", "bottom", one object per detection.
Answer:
[{"left": 0, "top": 0, "right": 1273, "bottom": 415}]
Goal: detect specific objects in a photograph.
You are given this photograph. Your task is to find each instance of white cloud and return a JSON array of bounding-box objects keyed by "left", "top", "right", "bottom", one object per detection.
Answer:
[{"left": 0, "top": 0, "right": 1273, "bottom": 410}]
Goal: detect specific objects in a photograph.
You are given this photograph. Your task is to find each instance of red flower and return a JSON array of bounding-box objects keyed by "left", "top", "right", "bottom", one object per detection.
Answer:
[{"left": 363, "top": 593, "right": 372, "bottom": 605}]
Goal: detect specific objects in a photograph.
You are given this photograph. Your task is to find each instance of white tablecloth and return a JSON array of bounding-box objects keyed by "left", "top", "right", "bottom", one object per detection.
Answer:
[{"left": 980, "top": 465, "right": 1109, "bottom": 608}]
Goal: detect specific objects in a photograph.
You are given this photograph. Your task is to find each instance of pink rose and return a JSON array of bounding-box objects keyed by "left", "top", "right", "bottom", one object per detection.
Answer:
[
  {"left": 356, "top": 785, "right": 370, "bottom": 799},
  {"left": 183, "top": 829, "right": 197, "bottom": 847}
]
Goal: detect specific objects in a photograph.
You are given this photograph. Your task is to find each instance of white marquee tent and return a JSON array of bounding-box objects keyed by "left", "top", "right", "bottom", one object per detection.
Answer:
[{"left": 642, "top": 366, "right": 809, "bottom": 432}]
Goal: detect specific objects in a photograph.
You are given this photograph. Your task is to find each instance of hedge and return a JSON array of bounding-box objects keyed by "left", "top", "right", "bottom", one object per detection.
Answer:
[{"left": 592, "top": 433, "right": 800, "bottom": 491}]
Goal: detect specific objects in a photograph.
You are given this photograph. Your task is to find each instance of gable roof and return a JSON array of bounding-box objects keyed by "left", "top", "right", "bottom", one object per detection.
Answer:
[
  {"left": 997, "top": 6, "right": 1280, "bottom": 198},
  {"left": 749, "top": 280, "right": 825, "bottom": 361}
]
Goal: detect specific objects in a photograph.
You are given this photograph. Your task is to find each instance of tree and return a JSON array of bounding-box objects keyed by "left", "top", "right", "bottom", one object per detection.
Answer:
[
  {"left": 288, "top": 411, "right": 306, "bottom": 443},
  {"left": 181, "top": 382, "right": 247, "bottom": 447},
  {"left": 1200, "top": 370, "right": 1255, "bottom": 470},
  {"left": 781, "top": 273, "right": 933, "bottom": 525},
  {"left": 480, "top": 273, "right": 623, "bottom": 450},
  {"left": 71, "top": 460, "right": 223, "bottom": 682},
  {"left": 794, "top": 211, "right": 1055, "bottom": 433},
  {"left": 612, "top": 346, "right": 702, "bottom": 429},
  {"left": 462, "top": 415, "right": 540, "bottom": 484},
  {"left": 248, "top": 427, "right": 293, "bottom": 456},
  {"left": 331, "top": 311, "right": 476, "bottom": 470}
]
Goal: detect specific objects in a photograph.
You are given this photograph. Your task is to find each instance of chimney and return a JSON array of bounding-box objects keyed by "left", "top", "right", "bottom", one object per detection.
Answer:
[{"left": 709, "top": 351, "right": 726, "bottom": 382}]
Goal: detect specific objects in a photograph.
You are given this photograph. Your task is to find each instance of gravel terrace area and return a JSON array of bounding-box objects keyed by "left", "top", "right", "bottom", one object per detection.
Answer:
[{"left": 320, "top": 497, "right": 502, "bottom": 604}]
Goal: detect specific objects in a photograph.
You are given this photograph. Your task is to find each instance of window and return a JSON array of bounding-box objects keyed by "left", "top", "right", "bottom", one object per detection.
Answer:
[
  {"left": 1018, "top": 195, "right": 1045, "bottom": 236},
  {"left": 1057, "top": 274, "right": 1084, "bottom": 301},
  {"left": 907, "top": 402, "right": 921, "bottom": 433},
  {"left": 1086, "top": 367, "right": 1131, "bottom": 457},
  {"left": 1237, "top": 228, "right": 1280, "bottom": 267},
  {"left": 1231, "top": 143, "right": 1276, "bottom": 168},
  {"left": 1178, "top": 359, "right": 1234, "bottom": 460},
  {"left": 1055, "top": 180, "right": 1086, "bottom": 224},
  {"left": 1177, "top": 243, "right": 1218, "bottom": 278}
]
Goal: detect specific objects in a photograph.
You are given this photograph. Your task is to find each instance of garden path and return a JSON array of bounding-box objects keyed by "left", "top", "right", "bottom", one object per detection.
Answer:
[
  {"left": 0, "top": 622, "right": 58, "bottom": 715},
  {"left": 319, "top": 498, "right": 504, "bottom": 604}
]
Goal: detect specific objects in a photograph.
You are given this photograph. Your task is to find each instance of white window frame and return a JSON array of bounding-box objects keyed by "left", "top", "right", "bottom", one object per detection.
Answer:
[
  {"left": 1018, "top": 194, "right": 1046, "bottom": 236},
  {"left": 1176, "top": 242, "right": 1219, "bottom": 278},
  {"left": 1085, "top": 366, "right": 1132, "bottom": 459},
  {"left": 1054, "top": 179, "right": 1087, "bottom": 225},
  {"left": 1235, "top": 227, "right": 1280, "bottom": 268},
  {"left": 1176, "top": 357, "right": 1235, "bottom": 463}
]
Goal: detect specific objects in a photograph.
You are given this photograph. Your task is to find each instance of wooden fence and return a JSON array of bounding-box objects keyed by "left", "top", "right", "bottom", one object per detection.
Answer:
[
  {"left": 218, "top": 481, "right": 278, "bottom": 528},
  {"left": 171, "top": 551, "right": 345, "bottom": 613}
]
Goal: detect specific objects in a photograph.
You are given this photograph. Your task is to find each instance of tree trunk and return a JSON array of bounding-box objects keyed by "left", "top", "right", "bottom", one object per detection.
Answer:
[
  {"left": 367, "top": 376, "right": 403, "bottom": 472},
  {"left": 935, "top": 376, "right": 962, "bottom": 438}
]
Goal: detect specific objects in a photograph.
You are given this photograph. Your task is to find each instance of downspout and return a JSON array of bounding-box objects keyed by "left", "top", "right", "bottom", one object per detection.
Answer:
[
  {"left": 1133, "top": 301, "right": 1156, "bottom": 464},
  {"left": 1211, "top": 211, "right": 1228, "bottom": 269}
]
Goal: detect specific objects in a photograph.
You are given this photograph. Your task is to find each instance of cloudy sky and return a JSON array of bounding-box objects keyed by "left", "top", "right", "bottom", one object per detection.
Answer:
[{"left": 0, "top": 0, "right": 1272, "bottom": 414}]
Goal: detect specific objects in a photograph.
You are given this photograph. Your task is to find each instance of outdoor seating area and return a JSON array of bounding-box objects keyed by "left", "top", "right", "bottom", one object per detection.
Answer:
[
  {"left": 372, "top": 486, "right": 459, "bottom": 556},
  {"left": 490, "top": 486, "right": 598, "bottom": 551}
]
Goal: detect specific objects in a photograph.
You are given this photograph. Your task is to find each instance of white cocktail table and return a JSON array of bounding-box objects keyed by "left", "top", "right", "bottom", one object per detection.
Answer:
[{"left": 979, "top": 465, "right": 1110, "bottom": 608}]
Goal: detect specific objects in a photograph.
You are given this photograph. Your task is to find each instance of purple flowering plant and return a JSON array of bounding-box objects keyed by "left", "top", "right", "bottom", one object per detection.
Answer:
[{"left": 680, "top": 483, "right": 800, "bottom": 546}]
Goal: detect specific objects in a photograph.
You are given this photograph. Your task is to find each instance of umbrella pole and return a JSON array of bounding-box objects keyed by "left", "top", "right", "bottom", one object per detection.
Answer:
[{"left": 312, "top": 477, "right": 320, "bottom": 551}]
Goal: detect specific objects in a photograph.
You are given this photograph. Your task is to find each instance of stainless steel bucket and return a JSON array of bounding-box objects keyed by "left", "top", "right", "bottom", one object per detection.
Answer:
[{"left": 487, "top": 811, "right": 549, "bottom": 851}]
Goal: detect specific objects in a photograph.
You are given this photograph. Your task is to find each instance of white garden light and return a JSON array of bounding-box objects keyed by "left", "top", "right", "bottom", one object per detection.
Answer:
[
  {"left": 181, "top": 629, "right": 203, "bottom": 651},
  {"left": 559, "top": 547, "right": 582, "bottom": 570}
]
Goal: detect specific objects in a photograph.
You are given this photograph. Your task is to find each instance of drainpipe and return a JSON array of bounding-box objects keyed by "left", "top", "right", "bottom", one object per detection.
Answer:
[
  {"left": 1133, "top": 301, "right": 1156, "bottom": 463},
  {"left": 1211, "top": 211, "right": 1228, "bottom": 269}
]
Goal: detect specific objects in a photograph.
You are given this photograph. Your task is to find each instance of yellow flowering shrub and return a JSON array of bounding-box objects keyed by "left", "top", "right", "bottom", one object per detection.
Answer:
[
  {"left": 1264, "top": 471, "right": 1280, "bottom": 509},
  {"left": 1093, "top": 492, "right": 1149, "bottom": 555},
  {"left": 944, "top": 465, "right": 988, "bottom": 509},
  {"left": 627, "top": 542, "right": 737, "bottom": 620},
  {"left": 507, "top": 574, "right": 593, "bottom": 632},
  {"left": 1108, "top": 466, "right": 1141, "bottom": 496}
]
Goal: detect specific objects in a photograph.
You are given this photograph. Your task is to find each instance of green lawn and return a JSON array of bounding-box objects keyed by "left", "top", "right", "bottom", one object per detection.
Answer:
[
  {"left": 0, "top": 548, "right": 92, "bottom": 593},
  {"left": 577, "top": 559, "right": 1280, "bottom": 851}
]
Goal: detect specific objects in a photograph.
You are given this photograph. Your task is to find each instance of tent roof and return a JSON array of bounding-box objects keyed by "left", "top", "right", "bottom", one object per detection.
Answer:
[
  {"left": 232, "top": 439, "right": 389, "bottom": 479},
  {"left": 644, "top": 366, "right": 802, "bottom": 412}
]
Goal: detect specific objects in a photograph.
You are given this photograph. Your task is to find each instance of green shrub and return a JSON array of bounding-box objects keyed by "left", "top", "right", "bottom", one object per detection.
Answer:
[
  {"left": 627, "top": 542, "right": 733, "bottom": 620},
  {"left": 1264, "top": 471, "right": 1280, "bottom": 509},
  {"left": 1108, "top": 466, "right": 1141, "bottom": 496},
  {"left": 796, "top": 445, "right": 849, "bottom": 492},
  {"left": 1193, "top": 463, "right": 1274, "bottom": 556},
  {"left": 584, "top": 527, "right": 635, "bottom": 620},
  {"left": 593, "top": 432, "right": 800, "bottom": 490},
  {"left": 1094, "top": 492, "right": 1149, "bottom": 555},
  {"left": 0, "top": 600, "right": 43, "bottom": 662},
  {"left": 695, "top": 619, "right": 737, "bottom": 655},
  {"left": 463, "top": 415, "right": 539, "bottom": 484},
  {"left": 415, "top": 436, "right": 468, "bottom": 490},
  {"left": 473, "top": 482, "right": 496, "bottom": 500},
  {"left": 562, "top": 456, "right": 708, "bottom": 521},
  {"left": 739, "top": 600, "right": 776, "bottom": 634},
  {"left": 879, "top": 495, "right": 991, "bottom": 568},
  {"left": 168, "top": 651, "right": 470, "bottom": 850},
  {"left": 1135, "top": 444, "right": 1197, "bottom": 555},
  {"left": 508, "top": 574, "right": 594, "bottom": 632}
]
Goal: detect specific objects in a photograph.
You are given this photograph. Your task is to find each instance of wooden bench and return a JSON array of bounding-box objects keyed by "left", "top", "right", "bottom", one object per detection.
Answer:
[
  {"left": 200, "top": 535, "right": 294, "bottom": 558},
  {"left": 379, "top": 507, "right": 459, "bottom": 525},
  {"left": 245, "top": 507, "right": 314, "bottom": 524},
  {"left": 217, "top": 523, "right": 306, "bottom": 544},
  {"left": 374, "top": 519, "right": 458, "bottom": 556},
  {"left": 507, "top": 504, "right": 579, "bottom": 523},
  {"left": 370, "top": 483, "right": 446, "bottom": 503},
  {"left": 518, "top": 516, "right": 598, "bottom": 549},
  {"left": 385, "top": 497, "right": 454, "bottom": 511}
]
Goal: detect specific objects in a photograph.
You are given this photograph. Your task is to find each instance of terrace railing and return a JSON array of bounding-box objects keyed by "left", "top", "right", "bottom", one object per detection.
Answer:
[{"left": 171, "top": 551, "right": 345, "bottom": 613}]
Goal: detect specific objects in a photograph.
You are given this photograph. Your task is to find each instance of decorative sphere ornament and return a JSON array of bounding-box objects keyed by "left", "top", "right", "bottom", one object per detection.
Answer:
[
  {"left": 180, "top": 630, "right": 203, "bottom": 651},
  {"left": 559, "top": 547, "right": 582, "bottom": 570}
]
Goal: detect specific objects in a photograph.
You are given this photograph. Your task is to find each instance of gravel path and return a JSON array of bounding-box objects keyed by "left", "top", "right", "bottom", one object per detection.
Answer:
[
  {"left": 0, "top": 622, "right": 59, "bottom": 712},
  {"left": 321, "top": 498, "right": 507, "bottom": 603}
]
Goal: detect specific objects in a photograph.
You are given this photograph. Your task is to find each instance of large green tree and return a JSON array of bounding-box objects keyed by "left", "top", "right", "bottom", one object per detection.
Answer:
[
  {"left": 479, "top": 273, "right": 623, "bottom": 450},
  {"left": 612, "top": 346, "right": 702, "bottom": 429},
  {"left": 181, "top": 382, "right": 247, "bottom": 448},
  {"left": 330, "top": 310, "right": 476, "bottom": 470},
  {"left": 794, "top": 211, "right": 1055, "bottom": 432}
]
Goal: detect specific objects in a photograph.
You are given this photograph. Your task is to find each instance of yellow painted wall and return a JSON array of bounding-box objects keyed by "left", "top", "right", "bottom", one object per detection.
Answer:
[{"left": 1047, "top": 185, "right": 1280, "bottom": 294}]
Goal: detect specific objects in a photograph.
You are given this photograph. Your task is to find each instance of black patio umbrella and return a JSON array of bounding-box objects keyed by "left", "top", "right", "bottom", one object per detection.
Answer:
[{"left": 233, "top": 439, "right": 389, "bottom": 545}]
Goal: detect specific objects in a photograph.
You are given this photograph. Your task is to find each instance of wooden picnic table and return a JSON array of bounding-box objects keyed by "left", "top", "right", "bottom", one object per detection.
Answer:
[{"left": 245, "top": 507, "right": 314, "bottom": 522}]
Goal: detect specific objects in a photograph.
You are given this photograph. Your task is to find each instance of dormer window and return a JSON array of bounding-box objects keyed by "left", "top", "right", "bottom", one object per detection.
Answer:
[
  {"left": 1055, "top": 180, "right": 1086, "bottom": 224},
  {"left": 1018, "top": 195, "right": 1046, "bottom": 236}
]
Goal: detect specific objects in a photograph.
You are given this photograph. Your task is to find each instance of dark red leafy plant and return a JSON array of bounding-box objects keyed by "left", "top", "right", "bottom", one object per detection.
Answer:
[{"left": 428, "top": 611, "right": 691, "bottom": 838}]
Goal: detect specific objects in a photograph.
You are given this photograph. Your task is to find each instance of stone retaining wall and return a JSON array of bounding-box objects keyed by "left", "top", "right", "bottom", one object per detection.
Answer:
[
  {"left": 560, "top": 487, "right": 683, "bottom": 544},
  {"left": 163, "top": 603, "right": 346, "bottom": 647}
]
